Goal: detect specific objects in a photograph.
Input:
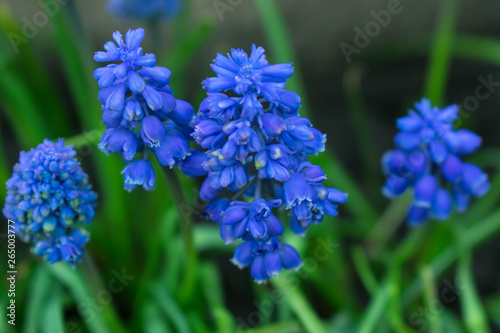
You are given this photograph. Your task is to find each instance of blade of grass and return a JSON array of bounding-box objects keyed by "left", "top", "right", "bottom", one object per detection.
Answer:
[
  {"left": 150, "top": 282, "right": 190, "bottom": 333},
  {"left": 163, "top": 18, "right": 215, "bottom": 100},
  {"left": 41, "top": 285, "right": 65, "bottom": 333},
  {"left": 0, "top": 68, "right": 51, "bottom": 148},
  {"left": 132, "top": 208, "right": 176, "bottom": 320},
  {"left": 421, "top": 266, "right": 443, "bottom": 333},
  {"left": 0, "top": 6, "right": 71, "bottom": 137},
  {"left": 200, "top": 263, "right": 235, "bottom": 332},
  {"left": 23, "top": 264, "right": 53, "bottom": 333},
  {"left": 271, "top": 274, "right": 326, "bottom": 333},
  {"left": 343, "top": 65, "right": 378, "bottom": 193},
  {"left": 142, "top": 300, "right": 172, "bottom": 333},
  {"left": 351, "top": 247, "right": 378, "bottom": 295},
  {"left": 357, "top": 277, "right": 393, "bottom": 333},
  {"left": 243, "top": 320, "right": 304, "bottom": 333},
  {"left": 423, "top": 0, "right": 460, "bottom": 105},
  {"left": 253, "top": 0, "right": 310, "bottom": 118},
  {"left": 457, "top": 255, "right": 489, "bottom": 333},
  {"left": 48, "top": 263, "right": 126, "bottom": 333}
]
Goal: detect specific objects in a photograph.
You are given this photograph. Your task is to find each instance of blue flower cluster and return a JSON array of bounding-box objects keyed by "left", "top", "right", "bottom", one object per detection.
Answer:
[
  {"left": 192, "top": 45, "right": 348, "bottom": 283},
  {"left": 94, "top": 28, "right": 195, "bottom": 191},
  {"left": 382, "top": 98, "right": 490, "bottom": 224},
  {"left": 2, "top": 139, "right": 97, "bottom": 266},
  {"left": 107, "top": 0, "right": 181, "bottom": 20}
]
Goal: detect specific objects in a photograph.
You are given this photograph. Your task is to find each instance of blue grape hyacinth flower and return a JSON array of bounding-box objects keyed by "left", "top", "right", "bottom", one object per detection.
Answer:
[
  {"left": 382, "top": 98, "right": 490, "bottom": 224},
  {"left": 94, "top": 28, "right": 195, "bottom": 191},
  {"left": 2, "top": 139, "right": 97, "bottom": 267},
  {"left": 194, "top": 45, "right": 347, "bottom": 283},
  {"left": 107, "top": 0, "right": 181, "bottom": 20}
]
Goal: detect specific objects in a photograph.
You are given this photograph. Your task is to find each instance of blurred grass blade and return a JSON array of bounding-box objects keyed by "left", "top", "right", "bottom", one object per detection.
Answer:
[
  {"left": 453, "top": 35, "right": 500, "bottom": 66},
  {"left": 23, "top": 264, "right": 52, "bottom": 333},
  {"left": 421, "top": 267, "right": 443, "bottom": 333},
  {"left": 51, "top": 7, "right": 99, "bottom": 128},
  {"left": 194, "top": 224, "right": 231, "bottom": 252},
  {"left": 357, "top": 278, "right": 392, "bottom": 333},
  {"left": 201, "top": 263, "right": 235, "bottom": 332},
  {"left": 271, "top": 274, "right": 326, "bottom": 333},
  {"left": 163, "top": 18, "right": 215, "bottom": 99},
  {"left": 343, "top": 65, "right": 378, "bottom": 192},
  {"left": 41, "top": 285, "right": 65, "bottom": 333},
  {"left": 150, "top": 282, "right": 190, "bottom": 333},
  {"left": 458, "top": 255, "right": 489, "bottom": 333},
  {"left": 254, "top": 0, "right": 311, "bottom": 118},
  {"left": 423, "top": 0, "right": 460, "bottom": 105},
  {"left": 0, "top": 5, "right": 71, "bottom": 137},
  {"left": 142, "top": 301, "right": 172, "bottom": 333},
  {"left": 244, "top": 320, "right": 304, "bottom": 333},
  {"left": 351, "top": 247, "right": 378, "bottom": 294},
  {"left": 49, "top": 263, "right": 126, "bottom": 333},
  {"left": 0, "top": 68, "right": 51, "bottom": 148}
]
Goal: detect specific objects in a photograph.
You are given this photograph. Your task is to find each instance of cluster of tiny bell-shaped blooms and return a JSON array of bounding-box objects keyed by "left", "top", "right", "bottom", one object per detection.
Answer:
[
  {"left": 94, "top": 28, "right": 195, "bottom": 191},
  {"left": 2, "top": 139, "right": 97, "bottom": 266},
  {"left": 382, "top": 98, "right": 490, "bottom": 224},
  {"left": 187, "top": 45, "right": 348, "bottom": 283}
]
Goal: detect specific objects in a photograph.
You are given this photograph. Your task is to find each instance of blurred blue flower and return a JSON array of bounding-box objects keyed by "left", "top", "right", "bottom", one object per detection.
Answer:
[
  {"left": 195, "top": 45, "right": 347, "bottom": 282},
  {"left": 94, "top": 28, "right": 195, "bottom": 191},
  {"left": 382, "top": 98, "right": 490, "bottom": 224},
  {"left": 107, "top": 0, "right": 181, "bottom": 20},
  {"left": 2, "top": 139, "right": 97, "bottom": 267}
]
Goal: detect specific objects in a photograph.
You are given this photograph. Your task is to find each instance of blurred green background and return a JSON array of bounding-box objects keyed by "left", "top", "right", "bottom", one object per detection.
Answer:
[{"left": 1, "top": 0, "right": 500, "bottom": 332}]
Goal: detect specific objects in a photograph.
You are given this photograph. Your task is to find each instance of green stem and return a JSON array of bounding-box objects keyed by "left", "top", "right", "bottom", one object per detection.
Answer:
[{"left": 161, "top": 167, "right": 197, "bottom": 303}]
